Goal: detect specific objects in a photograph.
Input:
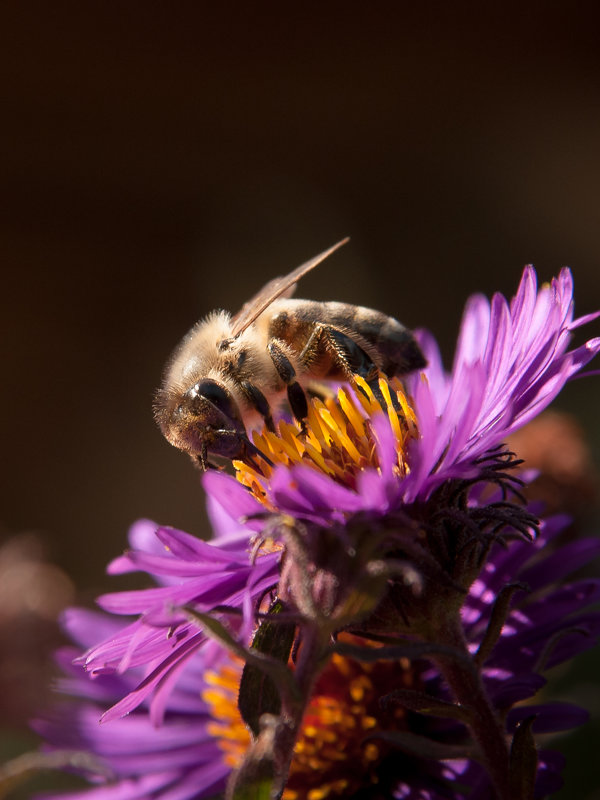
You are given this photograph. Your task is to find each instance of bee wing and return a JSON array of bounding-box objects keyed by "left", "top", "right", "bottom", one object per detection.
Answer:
[{"left": 230, "top": 238, "right": 349, "bottom": 338}]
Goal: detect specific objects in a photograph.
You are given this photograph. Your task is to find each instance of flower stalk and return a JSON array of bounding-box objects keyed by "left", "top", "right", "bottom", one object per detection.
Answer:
[
  {"left": 227, "top": 620, "right": 333, "bottom": 800},
  {"left": 429, "top": 611, "right": 512, "bottom": 800}
]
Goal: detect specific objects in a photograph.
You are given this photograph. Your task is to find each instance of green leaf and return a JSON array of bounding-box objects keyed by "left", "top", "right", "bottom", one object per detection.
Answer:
[
  {"left": 225, "top": 718, "right": 283, "bottom": 800},
  {"left": 184, "top": 607, "right": 301, "bottom": 711},
  {"left": 368, "top": 731, "right": 477, "bottom": 761},
  {"left": 228, "top": 775, "right": 274, "bottom": 800},
  {"left": 239, "top": 600, "right": 297, "bottom": 737},
  {"left": 381, "top": 688, "right": 471, "bottom": 722},
  {"left": 509, "top": 715, "right": 538, "bottom": 800},
  {"left": 474, "top": 582, "right": 528, "bottom": 667}
]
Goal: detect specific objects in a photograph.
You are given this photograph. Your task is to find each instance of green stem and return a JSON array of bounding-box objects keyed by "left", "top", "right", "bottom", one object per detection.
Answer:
[
  {"left": 431, "top": 613, "right": 511, "bottom": 800},
  {"left": 270, "top": 623, "right": 331, "bottom": 799}
]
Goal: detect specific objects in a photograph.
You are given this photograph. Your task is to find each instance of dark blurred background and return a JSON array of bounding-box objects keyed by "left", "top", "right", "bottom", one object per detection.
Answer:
[{"left": 1, "top": 3, "right": 600, "bottom": 797}]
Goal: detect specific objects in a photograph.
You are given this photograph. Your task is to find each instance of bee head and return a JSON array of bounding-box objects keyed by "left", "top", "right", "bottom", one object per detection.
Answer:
[{"left": 156, "top": 379, "right": 246, "bottom": 459}]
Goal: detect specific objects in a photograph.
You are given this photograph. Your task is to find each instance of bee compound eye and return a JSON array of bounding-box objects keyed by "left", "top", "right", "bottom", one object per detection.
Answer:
[{"left": 189, "top": 380, "right": 241, "bottom": 424}]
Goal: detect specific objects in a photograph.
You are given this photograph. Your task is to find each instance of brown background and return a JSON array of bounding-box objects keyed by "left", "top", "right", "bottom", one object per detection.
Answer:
[{"left": 1, "top": 4, "right": 600, "bottom": 797}]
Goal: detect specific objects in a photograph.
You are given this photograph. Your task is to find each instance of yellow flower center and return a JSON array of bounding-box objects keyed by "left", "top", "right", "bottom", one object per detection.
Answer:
[
  {"left": 234, "top": 376, "right": 419, "bottom": 505},
  {"left": 203, "top": 637, "right": 415, "bottom": 799}
]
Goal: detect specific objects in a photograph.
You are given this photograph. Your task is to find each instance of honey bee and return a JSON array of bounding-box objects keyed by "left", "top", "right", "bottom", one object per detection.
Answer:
[{"left": 154, "top": 239, "right": 426, "bottom": 469}]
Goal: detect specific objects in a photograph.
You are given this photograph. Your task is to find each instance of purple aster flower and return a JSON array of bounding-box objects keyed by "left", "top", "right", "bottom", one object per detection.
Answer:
[
  {"left": 72, "top": 505, "right": 280, "bottom": 725},
  {"left": 32, "top": 609, "right": 233, "bottom": 799},
  {"left": 31, "top": 266, "right": 600, "bottom": 800}
]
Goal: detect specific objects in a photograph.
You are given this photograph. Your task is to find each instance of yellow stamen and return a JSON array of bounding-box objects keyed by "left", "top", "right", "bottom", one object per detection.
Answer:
[
  {"left": 235, "top": 375, "right": 420, "bottom": 506},
  {"left": 318, "top": 406, "right": 362, "bottom": 465},
  {"left": 279, "top": 421, "right": 306, "bottom": 458},
  {"left": 307, "top": 399, "right": 332, "bottom": 444},
  {"left": 301, "top": 440, "right": 336, "bottom": 476},
  {"left": 337, "top": 386, "right": 366, "bottom": 438},
  {"left": 378, "top": 376, "right": 403, "bottom": 446},
  {"left": 353, "top": 374, "right": 378, "bottom": 412}
]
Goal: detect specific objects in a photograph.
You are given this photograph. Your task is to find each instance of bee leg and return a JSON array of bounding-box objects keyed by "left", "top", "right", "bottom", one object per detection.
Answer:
[
  {"left": 299, "top": 324, "right": 392, "bottom": 406},
  {"left": 241, "top": 381, "right": 276, "bottom": 433},
  {"left": 195, "top": 444, "right": 223, "bottom": 471},
  {"left": 267, "top": 340, "right": 308, "bottom": 423},
  {"left": 196, "top": 445, "right": 209, "bottom": 471},
  {"left": 299, "top": 324, "right": 379, "bottom": 382}
]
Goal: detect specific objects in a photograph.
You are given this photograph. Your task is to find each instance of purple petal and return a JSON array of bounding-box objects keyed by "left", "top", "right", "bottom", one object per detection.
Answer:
[
  {"left": 270, "top": 464, "right": 364, "bottom": 521},
  {"left": 519, "top": 539, "right": 600, "bottom": 590},
  {"left": 202, "top": 471, "right": 265, "bottom": 532}
]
